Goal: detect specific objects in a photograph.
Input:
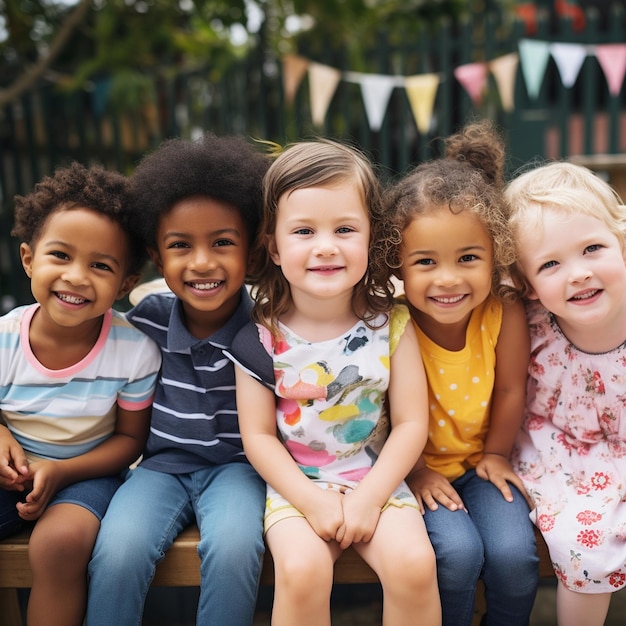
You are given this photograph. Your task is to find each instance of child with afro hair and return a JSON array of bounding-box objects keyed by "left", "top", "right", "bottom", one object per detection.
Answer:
[{"left": 87, "top": 134, "right": 271, "bottom": 626}]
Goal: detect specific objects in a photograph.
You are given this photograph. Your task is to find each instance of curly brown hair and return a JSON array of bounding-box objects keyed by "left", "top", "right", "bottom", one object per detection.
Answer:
[
  {"left": 12, "top": 162, "right": 147, "bottom": 276},
  {"left": 249, "top": 139, "right": 395, "bottom": 335},
  {"left": 384, "top": 119, "right": 517, "bottom": 301}
]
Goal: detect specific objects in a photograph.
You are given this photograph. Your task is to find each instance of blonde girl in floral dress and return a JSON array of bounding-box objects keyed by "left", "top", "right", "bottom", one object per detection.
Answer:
[{"left": 506, "top": 161, "right": 626, "bottom": 626}]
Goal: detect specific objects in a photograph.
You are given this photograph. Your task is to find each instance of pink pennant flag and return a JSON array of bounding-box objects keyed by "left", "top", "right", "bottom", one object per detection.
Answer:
[
  {"left": 454, "top": 62, "right": 488, "bottom": 106},
  {"left": 488, "top": 53, "right": 519, "bottom": 112},
  {"left": 282, "top": 54, "right": 309, "bottom": 106},
  {"left": 307, "top": 62, "right": 342, "bottom": 127},
  {"left": 595, "top": 44, "right": 626, "bottom": 96}
]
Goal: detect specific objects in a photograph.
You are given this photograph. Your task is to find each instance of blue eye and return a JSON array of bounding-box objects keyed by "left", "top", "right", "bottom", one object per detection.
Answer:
[
  {"left": 584, "top": 244, "right": 602, "bottom": 253},
  {"left": 539, "top": 260, "right": 558, "bottom": 270}
]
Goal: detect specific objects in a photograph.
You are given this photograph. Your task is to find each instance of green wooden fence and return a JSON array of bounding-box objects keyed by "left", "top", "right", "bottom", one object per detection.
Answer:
[{"left": 1, "top": 4, "right": 625, "bottom": 307}]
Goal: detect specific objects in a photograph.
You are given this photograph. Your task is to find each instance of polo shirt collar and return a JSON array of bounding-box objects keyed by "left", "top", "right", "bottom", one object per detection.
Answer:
[{"left": 166, "top": 286, "right": 253, "bottom": 352}]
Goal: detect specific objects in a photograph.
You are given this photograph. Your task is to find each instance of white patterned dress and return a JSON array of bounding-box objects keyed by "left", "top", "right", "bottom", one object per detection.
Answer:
[
  {"left": 512, "top": 301, "right": 626, "bottom": 593},
  {"left": 229, "top": 304, "right": 419, "bottom": 531}
]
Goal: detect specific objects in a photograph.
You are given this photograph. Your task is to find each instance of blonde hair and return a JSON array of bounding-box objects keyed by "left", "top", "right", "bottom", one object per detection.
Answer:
[
  {"left": 504, "top": 161, "right": 626, "bottom": 298},
  {"left": 249, "top": 139, "right": 394, "bottom": 335}
]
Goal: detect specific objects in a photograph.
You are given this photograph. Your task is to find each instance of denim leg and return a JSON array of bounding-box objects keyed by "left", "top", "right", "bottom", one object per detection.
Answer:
[
  {"left": 461, "top": 471, "right": 539, "bottom": 626},
  {"left": 424, "top": 497, "right": 484, "bottom": 626},
  {"left": 0, "top": 489, "right": 25, "bottom": 539},
  {"left": 190, "top": 463, "right": 265, "bottom": 626},
  {"left": 86, "top": 467, "right": 194, "bottom": 626}
]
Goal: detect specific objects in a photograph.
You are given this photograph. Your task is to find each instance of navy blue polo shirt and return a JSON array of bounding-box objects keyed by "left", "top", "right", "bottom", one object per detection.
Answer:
[{"left": 127, "top": 287, "right": 253, "bottom": 473}]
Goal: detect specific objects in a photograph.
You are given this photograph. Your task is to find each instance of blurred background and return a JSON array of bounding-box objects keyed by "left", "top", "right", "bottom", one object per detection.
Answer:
[{"left": 1, "top": 0, "right": 625, "bottom": 309}]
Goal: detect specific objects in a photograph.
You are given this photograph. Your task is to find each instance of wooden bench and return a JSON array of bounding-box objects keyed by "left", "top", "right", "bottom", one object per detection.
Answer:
[{"left": 0, "top": 523, "right": 553, "bottom": 626}]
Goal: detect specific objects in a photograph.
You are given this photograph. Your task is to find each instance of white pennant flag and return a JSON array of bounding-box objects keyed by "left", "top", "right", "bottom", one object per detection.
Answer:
[
  {"left": 518, "top": 39, "right": 551, "bottom": 99},
  {"left": 549, "top": 43, "right": 588, "bottom": 88},
  {"left": 356, "top": 74, "right": 397, "bottom": 132}
]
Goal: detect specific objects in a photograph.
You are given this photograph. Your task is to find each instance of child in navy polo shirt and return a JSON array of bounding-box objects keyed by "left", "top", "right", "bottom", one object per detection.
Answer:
[{"left": 86, "top": 134, "right": 270, "bottom": 626}]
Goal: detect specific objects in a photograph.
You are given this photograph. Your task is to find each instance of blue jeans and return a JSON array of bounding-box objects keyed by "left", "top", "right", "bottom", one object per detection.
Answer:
[
  {"left": 86, "top": 463, "right": 265, "bottom": 626},
  {"left": 424, "top": 470, "right": 538, "bottom": 626}
]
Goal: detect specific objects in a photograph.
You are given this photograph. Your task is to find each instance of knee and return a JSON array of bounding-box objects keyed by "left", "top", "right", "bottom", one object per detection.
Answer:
[
  {"left": 273, "top": 551, "right": 333, "bottom": 602},
  {"left": 378, "top": 541, "right": 437, "bottom": 594},
  {"left": 29, "top": 522, "right": 92, "bottom": 575},
  {"left": 433, "top": 533, "right": 483, "bottom": 585}
]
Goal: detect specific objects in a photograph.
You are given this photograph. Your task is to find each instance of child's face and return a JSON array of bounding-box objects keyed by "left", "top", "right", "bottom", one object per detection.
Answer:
[
  {"left": 517, "top": 207, "right": 626, "bottom": 328},
  {"left": 19, "top": 207, "right": 135, "bottom": 330},
  {"left": 269, "top": 182, "right": 370, "bottom": 304},
  {"left": 398, "top": 206, "right": 493, "bottom": 330},
  {"left": 150, "top": 196, "right": 249, "bottom": 335}
]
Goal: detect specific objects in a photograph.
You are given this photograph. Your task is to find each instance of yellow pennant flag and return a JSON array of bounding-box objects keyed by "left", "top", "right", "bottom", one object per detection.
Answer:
[
  {"left": 308, "top": 62, "right": 342, "bottom": 127},
  {"left": 404, "top": 74, "right": 440, "bottom": 134},
  {"left": 489, "top": 52, "right": 519, "bottom": 112}
]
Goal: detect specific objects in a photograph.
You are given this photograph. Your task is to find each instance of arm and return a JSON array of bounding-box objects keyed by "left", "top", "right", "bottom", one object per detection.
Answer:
[
  {"left": 16, "top": 404, "right": 151, "bottom": 521},
  {"left": 338, "top": 321, "right": 429, "bottom": 547},
  {"left": 475, "top": 298, "right": 530, "bottom": 502},
  {"left": 234, "top": 366, "right": 344, "bottom": 541}
]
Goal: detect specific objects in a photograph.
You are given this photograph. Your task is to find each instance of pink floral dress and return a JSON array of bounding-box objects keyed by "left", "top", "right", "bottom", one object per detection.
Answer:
[{"left": 512, "top": 301, "right": 626, "bottom": 593}]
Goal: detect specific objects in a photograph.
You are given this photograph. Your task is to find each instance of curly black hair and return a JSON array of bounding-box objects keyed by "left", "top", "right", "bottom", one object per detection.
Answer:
[
  {"left": 12, "top": 162, "right": 147, "bottom": 276},
  {"left": 130, "top": 134, "right": 270, "bottom": 249}
]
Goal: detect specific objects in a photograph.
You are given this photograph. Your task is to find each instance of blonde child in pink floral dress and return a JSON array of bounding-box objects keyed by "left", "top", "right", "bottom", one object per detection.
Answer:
[{"left": 506, "top": 161, "right": 626, "bottom": 626}]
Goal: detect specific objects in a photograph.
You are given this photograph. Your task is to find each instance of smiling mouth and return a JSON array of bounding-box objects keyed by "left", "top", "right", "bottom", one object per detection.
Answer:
[
  {"left": 569, "top": 289, "right": 600, "bottom": 301},
  {"left": 431, "top": 294, "right": 465, "bottom": 304},
  {"left": 55, "top": 292, "right": 88, "bottom": 305},
  {"left": 188, "top": 280, "right": 222, "bottom": 290}
]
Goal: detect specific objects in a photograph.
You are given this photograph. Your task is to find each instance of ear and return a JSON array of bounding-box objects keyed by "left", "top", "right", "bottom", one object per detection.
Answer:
[
  {"left": 117, "top": 273, "right": 141, "bottom": 300},
  {"left": 148, "top": 248, "right": 164, "bottom": 275},
  {"left": 19, "top": 243, "right": 34, "bottom": 278},
  {"left": 267, "top": 235, "right": 281, "bottom": 266},
  {"left": 526, "top": 286, "right": 539, "bottom": 300}
]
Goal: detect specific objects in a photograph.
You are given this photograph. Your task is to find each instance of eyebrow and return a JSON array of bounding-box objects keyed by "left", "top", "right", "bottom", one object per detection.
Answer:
[
  {"left": 406, "top": 245, "right": 488, "bottom": 257},
  {"left": 163, "top": 228, "right": 242, "bottom": 238}
]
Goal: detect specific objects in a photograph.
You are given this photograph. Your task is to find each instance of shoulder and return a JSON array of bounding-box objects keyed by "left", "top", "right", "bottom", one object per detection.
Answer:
[
  {"left": 126, "top": 292, "right": 176, "bottom": 333},
  {"left": 227, "top": 320, "right": 275, "bottom": 389},
  {"left": 109, "top": 310, "right": 162, "bottom": 364},
  {"left": 388, "top": 303, "right": 411, "bottom": 355}
]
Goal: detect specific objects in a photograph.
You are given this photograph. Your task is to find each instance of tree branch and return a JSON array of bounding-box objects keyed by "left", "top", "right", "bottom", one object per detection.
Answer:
[{"left": 0, "top": 0, "right": 92, "bottom": 108}]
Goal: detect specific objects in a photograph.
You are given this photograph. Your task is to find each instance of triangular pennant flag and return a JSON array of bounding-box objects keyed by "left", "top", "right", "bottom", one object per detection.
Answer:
[
  {"left": 488, "top": 52, "right": 519, "bottom": 112},
  {"left": 595, "top": 44, "right": 626, "bottom": 96},
  {"left": 282, "top": 54, "right": 309, "bottom": 106},
  {"left": 404, "top": 73, "right": 440, "bottom": 134},
  {"left": 549, "top": 42, "right": 587, "bottom": 88},
  {"left": 358, "top": 74, "right": 397, "bottom": 132},
  {"left": 307, "top": 62, "right": 342, "bottom": 126},
  {"left": 454, "top": 62, "right": 488, "bottom": 106},
  {"left": 518, "top": 39, "right": 551, "bottom": 99}
]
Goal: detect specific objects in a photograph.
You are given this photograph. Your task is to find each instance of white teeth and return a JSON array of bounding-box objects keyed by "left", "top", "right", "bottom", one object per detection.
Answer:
[
  {"left": 57, "top": 293, "right": 86, "bottom": 304},
  {"left": 433, "top": 295, "right": 464, "bottom": 304},
  {"left": 571, "top": 290, "right": 598, "bottom": 301},
  {"left": 190, "top": 281, "right": 220, "bottom": 290}
]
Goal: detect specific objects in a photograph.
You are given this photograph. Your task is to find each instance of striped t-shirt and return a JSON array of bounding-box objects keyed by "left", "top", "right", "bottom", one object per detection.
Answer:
[
  {"left": 0, "top": 304, "right": 161, "bottom": 461},
  {"left": 127, "top": 287, "right": 253, "bottom": 473}
]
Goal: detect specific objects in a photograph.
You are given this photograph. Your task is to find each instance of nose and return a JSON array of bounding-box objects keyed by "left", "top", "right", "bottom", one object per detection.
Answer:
[
  {"left": 313, "top": 233, "right": 338, "bottom": 257},
  {"left": 433, "top": 265, "right": 461, "bottom": 288},
  {"left": 189, "top": 247, "right": 216, "bottom": 272},
  {"left": 568, "top": 264, "right": 592, "bottom": 284},
  {"left": 61, "top": 263, "right": 89, "bottom": 286}
]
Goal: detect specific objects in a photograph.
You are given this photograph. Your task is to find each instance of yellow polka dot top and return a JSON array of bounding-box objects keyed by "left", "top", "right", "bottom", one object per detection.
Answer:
[{"left": 412, "top": 296, "right": 502, "bottom": 481}]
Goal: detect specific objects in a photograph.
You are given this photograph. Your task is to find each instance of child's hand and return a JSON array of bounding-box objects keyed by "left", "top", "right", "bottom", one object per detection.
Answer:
[
  {"left": 15, "top": 459, "right": 63, "bottom": 521},
  {"left": 301, "top": 488, "right": 345, "bottom": 542},
  {"left": 408, "top": 467, "right": 466, "bottom": 513},
  {"left": 476, "top": 453, "right": 529, "bottom": 504},
  {"left": 0, "top": 427, "right": 30, "bottom": 491},
  {"left": 335, "top": 490, "right": 381, "bottom": 549}
]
